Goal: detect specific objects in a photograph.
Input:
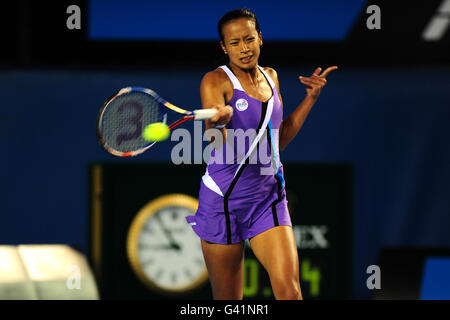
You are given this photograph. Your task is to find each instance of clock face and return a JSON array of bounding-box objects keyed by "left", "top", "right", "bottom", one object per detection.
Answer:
[{"left": 127, "top": 194, "right": 208, "bottom": 294}]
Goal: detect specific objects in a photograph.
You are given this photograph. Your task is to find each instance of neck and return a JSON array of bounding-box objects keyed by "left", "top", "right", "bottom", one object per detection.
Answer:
[{"left": 229, "top": 63, "right": 260, "bottom": 84}]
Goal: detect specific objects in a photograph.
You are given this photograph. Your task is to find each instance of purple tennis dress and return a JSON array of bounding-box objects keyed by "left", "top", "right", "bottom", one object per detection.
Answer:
[{"left": 186, "top": 65, "right": 291, "bottom": 244}]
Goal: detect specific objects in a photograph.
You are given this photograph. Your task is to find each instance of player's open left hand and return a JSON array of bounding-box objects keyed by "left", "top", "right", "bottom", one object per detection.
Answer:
[{"left": 299, "top": 66, "right": 338, "bottom": 99}]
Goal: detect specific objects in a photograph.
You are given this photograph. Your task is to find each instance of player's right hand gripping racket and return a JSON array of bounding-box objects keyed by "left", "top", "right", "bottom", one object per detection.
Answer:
[{"left": 97, "top": 87, "right": 221, "bottom": 157}]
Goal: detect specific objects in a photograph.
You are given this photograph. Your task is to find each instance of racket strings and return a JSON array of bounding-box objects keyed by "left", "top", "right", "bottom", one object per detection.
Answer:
[{"left": 101, "top": 91, "right": 164, "bottom": 153}]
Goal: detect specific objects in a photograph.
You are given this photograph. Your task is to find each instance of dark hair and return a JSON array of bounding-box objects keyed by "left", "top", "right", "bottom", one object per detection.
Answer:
[{"left": 217, "top": 8, "right": 260, "bottom": 42}]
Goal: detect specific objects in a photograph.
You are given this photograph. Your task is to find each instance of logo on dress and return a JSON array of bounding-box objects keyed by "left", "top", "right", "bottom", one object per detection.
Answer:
[{"left": 235, "top": 98, "right": 248, "bottom": 111}]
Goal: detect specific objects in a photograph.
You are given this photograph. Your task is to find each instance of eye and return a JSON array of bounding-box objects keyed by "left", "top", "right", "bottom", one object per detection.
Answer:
[{"left": 230, "top": 42, "right": 238, "bottom": 46}]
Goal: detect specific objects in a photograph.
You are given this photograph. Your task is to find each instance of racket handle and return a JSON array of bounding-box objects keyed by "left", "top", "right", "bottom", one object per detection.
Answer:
[{"left": 193, "top": 109, "right": 218, "bottom": 120}]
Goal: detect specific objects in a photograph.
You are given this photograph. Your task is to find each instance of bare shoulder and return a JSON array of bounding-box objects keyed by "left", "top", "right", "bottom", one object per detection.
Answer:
[
  {"left": 200, "top": 68, "right": 233, "bottom": 104},
  {"left": 201, "top": 68, "right": 232, "bottom": 90},
  {"left": 262, "top": 66, "right": 279, "bottom": 85},
  {"left": 263, "top": 66, "right": 283, "bottom": 103}
]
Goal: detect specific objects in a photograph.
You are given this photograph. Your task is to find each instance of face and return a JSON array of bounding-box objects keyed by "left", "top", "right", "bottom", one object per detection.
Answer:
[{"left": 220, "top": 18, "right": 262, "bottom": 70}]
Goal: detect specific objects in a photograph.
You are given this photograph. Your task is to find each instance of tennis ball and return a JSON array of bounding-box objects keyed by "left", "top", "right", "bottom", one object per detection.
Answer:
[{"left": 142, "top": 122, "right": 170, "bottom": 142}]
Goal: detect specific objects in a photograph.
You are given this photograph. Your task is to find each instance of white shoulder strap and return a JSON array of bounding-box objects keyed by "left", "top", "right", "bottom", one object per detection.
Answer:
[
  {"left": 219, "top": 65, "right": 244, "bottom": 91},
  {"left": 257, "top": 66, "right": 276, "bottom": 89}
]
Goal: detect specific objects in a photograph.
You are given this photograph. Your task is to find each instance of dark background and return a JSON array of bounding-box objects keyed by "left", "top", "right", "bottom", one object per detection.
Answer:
[
  {"left": 1, "top": 0, "right": 450, "bottom": 300},
  {"left": 89, "top": 163, "right": 353, "bottom": 300}
]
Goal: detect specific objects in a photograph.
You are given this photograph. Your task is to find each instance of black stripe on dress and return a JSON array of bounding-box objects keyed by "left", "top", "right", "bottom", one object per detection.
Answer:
[{"left": 223, "top": 101, "right": 269, "bottom": 244}]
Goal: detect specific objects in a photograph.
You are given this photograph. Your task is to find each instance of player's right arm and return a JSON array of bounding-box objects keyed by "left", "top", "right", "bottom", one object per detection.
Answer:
[{"left": 200, "top": 69, "right": 233, "bottom": 144}]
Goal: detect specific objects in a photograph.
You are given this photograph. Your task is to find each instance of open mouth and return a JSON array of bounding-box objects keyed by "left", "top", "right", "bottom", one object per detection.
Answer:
[{"left": 240, "top": 55, "right": 253, "bottom": 64}]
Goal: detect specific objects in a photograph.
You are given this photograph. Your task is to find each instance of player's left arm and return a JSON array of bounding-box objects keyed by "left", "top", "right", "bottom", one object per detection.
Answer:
[{"left": 267, "top": 66, "right": 338, "bottom": 151}]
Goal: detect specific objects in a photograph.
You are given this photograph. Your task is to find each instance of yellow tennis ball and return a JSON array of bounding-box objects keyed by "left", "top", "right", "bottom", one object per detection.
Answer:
[{"left": 142, "top": 122, "right": 170, "bottom": 142}]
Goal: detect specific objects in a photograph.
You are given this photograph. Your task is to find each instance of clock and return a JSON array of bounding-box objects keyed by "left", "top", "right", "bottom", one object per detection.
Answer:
[{"left": 126, "top": 194, "right": 208, "bottom": 295}]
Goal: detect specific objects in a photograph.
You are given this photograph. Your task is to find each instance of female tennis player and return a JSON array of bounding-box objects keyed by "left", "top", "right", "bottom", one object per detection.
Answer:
[{"left": 186, "top": 8, "right": 337, "bottom": 300}]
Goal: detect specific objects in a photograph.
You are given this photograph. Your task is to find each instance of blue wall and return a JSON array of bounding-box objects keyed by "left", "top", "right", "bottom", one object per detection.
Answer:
[
  {"left": 88, "top": 0, "right": 366, "bottom": 40},
  {"left": 1, "top": 66, "right": 449, "bottom": 299}
]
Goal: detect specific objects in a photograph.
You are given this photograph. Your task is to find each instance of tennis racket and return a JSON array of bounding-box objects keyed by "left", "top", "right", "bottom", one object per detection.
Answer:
[{"left": 97, "top": 87, "right": 219, "bottom": 157}]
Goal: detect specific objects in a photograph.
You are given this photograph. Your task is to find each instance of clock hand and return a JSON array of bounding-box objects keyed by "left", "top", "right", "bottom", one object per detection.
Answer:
[{"left": 154, "top": 213, "right": 181, "bottom": 251}]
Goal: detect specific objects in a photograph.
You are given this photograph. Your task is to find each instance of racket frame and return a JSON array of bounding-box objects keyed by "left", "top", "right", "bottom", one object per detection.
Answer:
[{"left": 97, "top": 87, "right": 216, "bottom": 157}]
